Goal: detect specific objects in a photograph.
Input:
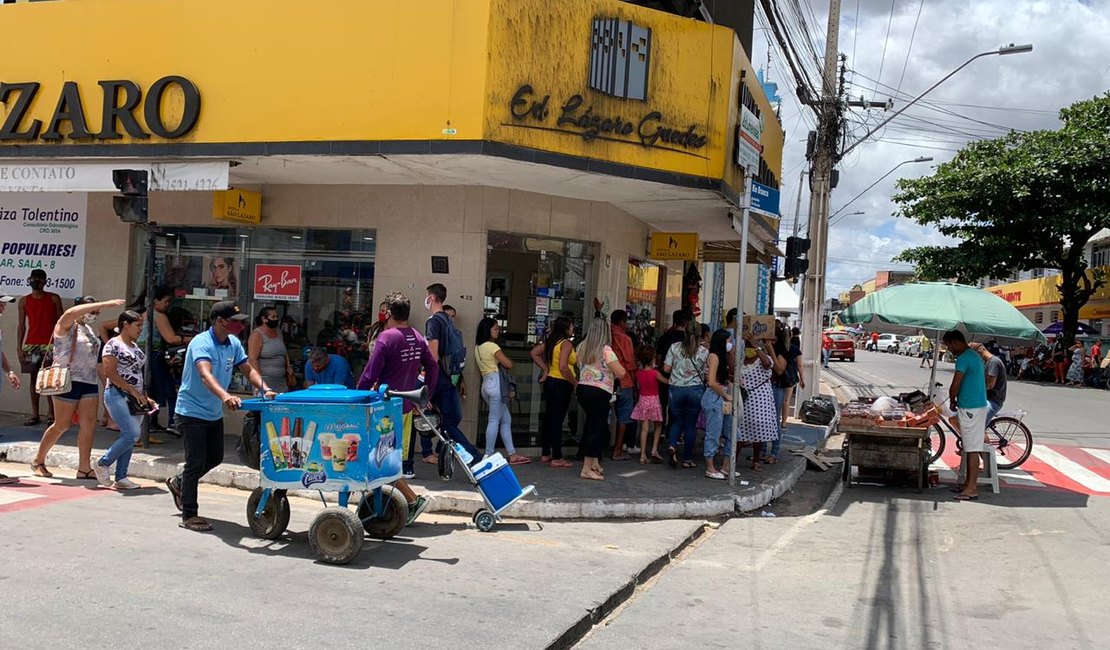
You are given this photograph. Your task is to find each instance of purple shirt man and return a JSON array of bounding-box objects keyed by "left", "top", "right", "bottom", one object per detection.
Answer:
[{"left": 356, "top": 327, "right": 438, "bottom": 411}]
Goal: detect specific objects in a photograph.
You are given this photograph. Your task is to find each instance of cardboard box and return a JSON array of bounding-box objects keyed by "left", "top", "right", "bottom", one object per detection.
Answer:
[{"left": 742, "top": 315, "right": 777, "bottom": 341}]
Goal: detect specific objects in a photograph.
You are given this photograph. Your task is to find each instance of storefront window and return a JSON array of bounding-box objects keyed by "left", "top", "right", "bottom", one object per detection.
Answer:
[
  {"left": 482, "top": 232, "right": 597, "bottom": 448},
  {"left": 625, "top": 258, "right": 664, "bottom": 348},
  {"left": 129, "top": 226, "right": 376, "bottom": 387}
]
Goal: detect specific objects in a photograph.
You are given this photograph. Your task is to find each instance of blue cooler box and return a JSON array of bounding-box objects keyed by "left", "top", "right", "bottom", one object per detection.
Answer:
[{"left": 471, "top": 453, "right": 524, "bottom": 512}]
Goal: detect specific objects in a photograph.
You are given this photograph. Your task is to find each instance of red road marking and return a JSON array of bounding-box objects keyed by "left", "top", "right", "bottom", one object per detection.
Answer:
[{"left": 0, "top": 478, "right": 110, "bottom": 514}]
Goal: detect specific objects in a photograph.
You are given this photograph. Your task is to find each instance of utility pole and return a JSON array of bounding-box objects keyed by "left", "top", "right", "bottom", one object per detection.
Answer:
[{"left": 796, "top": 0, "right": 842, "bottom": 407}]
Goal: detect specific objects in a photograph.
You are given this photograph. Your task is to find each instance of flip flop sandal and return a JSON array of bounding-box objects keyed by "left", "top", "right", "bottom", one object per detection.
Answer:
[
  {"left": 639, "top": 458, "right": 650, "bottom": 465},
  {"left": 953, "top": 494, "right": 979, "bottom": 501},
  {"left": 668, "top": 448, "right": 679, "bottom": 469},
  {"left": 30, "top": 463, "right": 53, "bottom": 478},
  {"left": 682, "top": 461, "right": 697, "bottom": 469},
  {"left": 179, "top": 517, "right": 213, "bottom": 532},
  {"left": 0, "top": 474, "right": 19, "bottom": 485},
  {"left": 23, "top": 416, "right": 41, "bottom": 426},
  {"left": 509, "top": 456, "right": 532, "bottom": 465},
  {"left": 75, "top": 470, "right": 98, "bottom": 480},
  {"left": 549, "top": 459, "right": 574, "bottom": 469},
  {"left": 650, "top": 454, "right": 665, "bottom": 464}
]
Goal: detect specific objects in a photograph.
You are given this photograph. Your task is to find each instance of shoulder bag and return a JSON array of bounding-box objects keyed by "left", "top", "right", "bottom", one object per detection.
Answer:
[{"left": 35, "top": 325, "right": 78, "bottom": 396}]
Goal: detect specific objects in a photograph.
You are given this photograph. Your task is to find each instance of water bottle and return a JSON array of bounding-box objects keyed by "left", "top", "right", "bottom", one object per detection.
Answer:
[{"left": 453, "top": 442, "right": 474, "bottom": 466}]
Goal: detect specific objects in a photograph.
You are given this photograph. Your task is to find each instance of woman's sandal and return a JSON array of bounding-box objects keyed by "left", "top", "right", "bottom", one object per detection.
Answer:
[
  {"left": 30, "top": 463, "right": 52, "bottom": 478},
  {"left": 681, "top": 461, "right": 697, "bottom": 469},
  {"left": 763, "top": 456, "right": 779, "bottom": 465},
  {"left": 751, "top": 462, "right": 764, "bottom": 472},
  {"left": 23, "top": 416, "right": 41, "bottom": 426},
  {"left": 75, "top": 469, "right": 97, "bottom": 480},
  {"left": 650, "top": 453, "right": 665, "bottom": 464},
  {"left": 667, "top": 447, "right": 679, "bottom": 469},
  {"left": 580, "top": 470, "right": 605, "bottom": 481},
  {"left": 639, "top": 458, "right": 650, "bottom": 465},
  {"left": 549, "top": 459, "right": 574, "bottom": 469}
]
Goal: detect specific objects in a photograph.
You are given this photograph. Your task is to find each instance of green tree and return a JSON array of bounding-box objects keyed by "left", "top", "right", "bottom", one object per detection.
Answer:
[{"left": 893, "top": 93, "right": 1110, "bottom": 347}]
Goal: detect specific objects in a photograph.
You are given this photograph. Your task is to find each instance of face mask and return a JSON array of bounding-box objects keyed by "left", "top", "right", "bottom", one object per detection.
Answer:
[
  {"left": 265, "top": 319, "right": 279, "bottom": 329},
  {"left": 82, "top": 313, "right": 98, "bottom": 324},
  {"left": 726, "top": 341, "right": 734, "bottom": 352},
  {"left": 378, "top": 311, "right": 388, "bottom": 323},
  {"left": 226, "top": 321, "right": 245, "bottom": 336},
  {"left": 424, "top": 297, "right": 434, "bottom": 310}
]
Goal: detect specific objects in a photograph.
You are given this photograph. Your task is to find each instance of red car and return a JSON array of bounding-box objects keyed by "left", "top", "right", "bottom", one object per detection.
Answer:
[{"left": 825, "top": 332, "right": 856, "bottom": 362}]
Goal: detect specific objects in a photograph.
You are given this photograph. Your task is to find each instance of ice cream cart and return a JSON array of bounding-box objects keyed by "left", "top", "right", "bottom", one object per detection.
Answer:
[{"left": 240, "top": 385, "right": 406, "bottom": 565}]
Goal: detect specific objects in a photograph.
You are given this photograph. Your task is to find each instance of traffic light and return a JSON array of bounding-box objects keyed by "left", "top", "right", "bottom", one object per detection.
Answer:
[
  {"left": 112, "top": 169, "right": 148, "bottom": 223},
  {"left": 784, "top": 235, "right": 810, "bottom": 280}
]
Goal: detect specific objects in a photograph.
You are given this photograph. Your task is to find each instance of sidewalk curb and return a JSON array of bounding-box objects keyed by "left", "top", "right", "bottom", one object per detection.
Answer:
[{"left": 0, "top": 441, "right": 809, "bottom": 520}]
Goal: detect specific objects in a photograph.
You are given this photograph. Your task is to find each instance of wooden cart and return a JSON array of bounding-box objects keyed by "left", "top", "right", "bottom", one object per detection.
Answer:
[{"left": 840, "top": 422, "right": 929, "bottom": 491}]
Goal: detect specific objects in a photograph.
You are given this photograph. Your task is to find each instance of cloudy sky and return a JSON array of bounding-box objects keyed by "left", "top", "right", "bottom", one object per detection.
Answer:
[{"left": 752, "top": 0, "right": 1110, "bottom": 297}]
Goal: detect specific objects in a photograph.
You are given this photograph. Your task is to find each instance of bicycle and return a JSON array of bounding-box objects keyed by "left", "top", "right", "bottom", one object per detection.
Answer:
[{"left": 925, "top": 408, "right": 1034, "bottom": 470}]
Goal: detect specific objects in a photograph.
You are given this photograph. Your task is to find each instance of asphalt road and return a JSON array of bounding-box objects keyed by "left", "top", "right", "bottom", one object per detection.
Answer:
[{"left": 822, "top": 349, "right": 1110, "bottom": 448}]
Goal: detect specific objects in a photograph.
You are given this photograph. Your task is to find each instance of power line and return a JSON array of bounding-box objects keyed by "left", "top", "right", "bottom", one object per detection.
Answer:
[
  {"left": 895, "top": 0, "right": 925, "bottom": 96},
  {"left": 875, "top": 0, "right": 899, "bottom": 87},
  {"left": 850, "top": 0, "right": 861, "bottom": 84}
]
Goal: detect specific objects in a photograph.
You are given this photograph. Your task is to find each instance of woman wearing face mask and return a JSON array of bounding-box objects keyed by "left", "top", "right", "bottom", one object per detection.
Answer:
[
  {"left": 30, "top": 297, "right": 126, "bottom": 479},
  {"left": 248, "top": 306, "right": 294, "bottom": 394}
]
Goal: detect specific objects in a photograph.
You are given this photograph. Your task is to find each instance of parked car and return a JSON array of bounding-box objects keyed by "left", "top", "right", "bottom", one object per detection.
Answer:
[
  {"left": 826, "top": 332, "right": 856, "bottom": 362},
  {"left": 902, "top": 336, "right": 923, "bottom": 357},
  {"left": 876, "top": 333, "right": 901, "bottom": 353}
]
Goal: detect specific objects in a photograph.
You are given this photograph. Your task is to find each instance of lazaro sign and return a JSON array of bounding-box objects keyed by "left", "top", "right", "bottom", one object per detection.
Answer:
[
  {"left": 508, "top": 85, "right": 708, "bottom": 154},
  {"left": 254, "top": 264, "right": 301, "bottom": 302},
  {"left": 0, "top": 76, "right": 201, "bottom": 142}
]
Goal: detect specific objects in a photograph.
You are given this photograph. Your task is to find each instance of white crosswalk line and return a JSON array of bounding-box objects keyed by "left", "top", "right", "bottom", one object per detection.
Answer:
[
  {"left": 1081, "top": 448, "right": 1110, "bottom": 467},
  {"left": 1031, "top": 446, "right": 1110, "bottom": 493},
  {"left": 997, "top": 470, "right": 1043, "bottom": 488},
  {"left": 0, "top": 490, "right": 45, "bottom": 507}
]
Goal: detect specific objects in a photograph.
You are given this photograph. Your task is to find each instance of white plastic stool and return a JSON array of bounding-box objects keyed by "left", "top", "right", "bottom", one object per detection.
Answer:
[{"left": 957, "top": 450, "right": 1000, "bottom": 494}]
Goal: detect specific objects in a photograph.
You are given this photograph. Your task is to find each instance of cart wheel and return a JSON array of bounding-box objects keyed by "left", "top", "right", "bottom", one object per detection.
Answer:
[
  {"left": 309, "top": 507, "right": 365, "bottom": 565},
  {"left": 247, "top": 487, "right": 290, "bottom": 540},
  {"left": 357, "top": 486, "right": 409, "bottom": 540},
  {"left": 473, "top": 509, "right": 496, "bottom": 533}
]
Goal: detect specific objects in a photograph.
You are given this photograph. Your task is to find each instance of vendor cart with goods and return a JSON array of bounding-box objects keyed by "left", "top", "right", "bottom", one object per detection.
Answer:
[
  {"left": 838, "top": 392, "right": 943, "bottom": 490},
  {"left": 240, "top": 384, "right": 407, "bottom": 565},
  {"left": 389, "top": 387, "right": 536, "bottom": 532}
]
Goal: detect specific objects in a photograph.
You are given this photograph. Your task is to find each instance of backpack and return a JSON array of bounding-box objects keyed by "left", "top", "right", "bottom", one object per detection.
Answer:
[{"left": 430, "top": 311, "right": 467, "bottom": 377}]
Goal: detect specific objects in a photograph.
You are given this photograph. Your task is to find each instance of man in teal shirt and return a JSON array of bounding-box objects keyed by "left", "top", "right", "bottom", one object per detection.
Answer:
[{"left": 943, "top": 330, "right": 989, "bottom": 500}]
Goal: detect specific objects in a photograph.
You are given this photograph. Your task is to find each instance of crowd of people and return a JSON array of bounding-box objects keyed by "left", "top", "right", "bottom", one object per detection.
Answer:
[{"left": 1, "top": 268, "right": 809, "bottom": 523}]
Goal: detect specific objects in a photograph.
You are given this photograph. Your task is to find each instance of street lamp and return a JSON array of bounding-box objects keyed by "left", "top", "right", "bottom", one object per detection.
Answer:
[
  {"left": 841, "top": 44, "right": 1033, "bottom": 159},
  {"left": 828, "top": 157, "right": 933, "bottom": 225}
]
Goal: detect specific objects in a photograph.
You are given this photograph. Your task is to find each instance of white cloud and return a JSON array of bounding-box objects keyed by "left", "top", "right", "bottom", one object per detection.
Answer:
[{"left": 760, "top": 0, "right": 1110, "bottom": 296}]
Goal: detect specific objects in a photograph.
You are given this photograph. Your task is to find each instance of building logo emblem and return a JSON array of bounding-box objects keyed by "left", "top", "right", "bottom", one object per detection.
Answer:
[{"left": 588, "top": 18, "right": 651, "bottom": 101}]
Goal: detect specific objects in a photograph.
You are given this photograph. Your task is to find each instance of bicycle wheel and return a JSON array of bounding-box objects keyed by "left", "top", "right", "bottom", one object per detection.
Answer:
[
  {"left": 988, "top": 417, "right": 1033, "bottom": 470},
  {"left": 926, "top": 424, "right": 946, "bottom": 465}
]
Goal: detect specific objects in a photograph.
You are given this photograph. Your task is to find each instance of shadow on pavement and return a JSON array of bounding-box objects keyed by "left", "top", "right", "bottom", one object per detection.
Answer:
[{"left": 828, "top": 480, "right": 1090, "bottom": 515}]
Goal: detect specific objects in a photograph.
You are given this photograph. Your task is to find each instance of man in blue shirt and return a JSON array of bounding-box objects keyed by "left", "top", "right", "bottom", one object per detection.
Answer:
[
  {"left": 943, "top": 330, "right": 989, "bottom": 501},
  {"left": 167, "top": 301, "right": 275, "bottom": 532},
  {"left": 304, "top": 347, "right": 353, "bottom": 388}
]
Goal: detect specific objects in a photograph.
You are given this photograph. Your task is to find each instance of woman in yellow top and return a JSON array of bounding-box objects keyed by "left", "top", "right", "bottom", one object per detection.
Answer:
[
  {"left": 476, "top": 317, "right": 530, "bottom": 465},
  {"left": 529, "top": 316, "right": 577, "bottom": 468}
]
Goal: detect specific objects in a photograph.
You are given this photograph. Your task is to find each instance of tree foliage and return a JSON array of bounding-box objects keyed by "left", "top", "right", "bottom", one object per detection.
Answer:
[{"left": 893, "top": 93, "right": 1110, "bottom": 346}]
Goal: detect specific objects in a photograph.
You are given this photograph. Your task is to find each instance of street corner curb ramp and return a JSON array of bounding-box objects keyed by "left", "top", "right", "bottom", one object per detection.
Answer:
[{"left": 0, "top": 441, "right": 807, "bottom": 520}]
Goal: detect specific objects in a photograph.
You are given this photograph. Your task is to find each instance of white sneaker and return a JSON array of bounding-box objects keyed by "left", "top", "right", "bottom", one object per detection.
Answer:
[
  {"left": 92, "top": 462, "right": 113, "bottom": 487},
  {"left": 114, "top": 478, "right": 140, "bottom": 490}
]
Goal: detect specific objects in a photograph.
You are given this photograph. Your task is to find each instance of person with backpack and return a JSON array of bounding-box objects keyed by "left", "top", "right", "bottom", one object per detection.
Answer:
[{"left": 424, "top": 284, "right": 480, "bottom": 478}]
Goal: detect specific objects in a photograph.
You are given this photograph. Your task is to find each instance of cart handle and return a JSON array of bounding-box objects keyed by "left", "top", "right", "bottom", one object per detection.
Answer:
[{"left": 386, "top": 386, "right": 430, "bottom": 409}]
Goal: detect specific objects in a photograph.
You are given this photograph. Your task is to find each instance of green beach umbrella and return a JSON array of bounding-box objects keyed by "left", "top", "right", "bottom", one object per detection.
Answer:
[{"left": 840, "top": 281, "right": 1046, "bottom": 346}]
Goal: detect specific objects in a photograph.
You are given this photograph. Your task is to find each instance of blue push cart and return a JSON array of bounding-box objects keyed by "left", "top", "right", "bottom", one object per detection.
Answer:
[
  {"left": 240, "top": 384, "right": 408, "bottom": 565},
  {"left": 389, "top": 387, "right": 536, "bottom": 532}
]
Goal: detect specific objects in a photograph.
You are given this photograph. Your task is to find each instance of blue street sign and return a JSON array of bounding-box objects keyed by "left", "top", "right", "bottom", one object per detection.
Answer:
[{"left": 751, "top": 181, "right": 780, "bottom": 217}]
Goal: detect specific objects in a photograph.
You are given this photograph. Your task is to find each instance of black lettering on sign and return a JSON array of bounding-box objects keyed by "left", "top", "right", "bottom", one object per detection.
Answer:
[
  {"left": 96, "top": 80, "right": 148, "bottom": 140},
  {"left": 144, "top": 75, "right": 201, "bottom": 138},
  {"left": 0, "top": 82, "right": 43, "bottom": 141},
  {"left": 41, "top": 81, "right": 93, "bottom": 140}
]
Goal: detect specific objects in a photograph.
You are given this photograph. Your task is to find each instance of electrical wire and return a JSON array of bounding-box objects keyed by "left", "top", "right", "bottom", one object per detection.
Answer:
[
  {"left": 895, "top": 0, "right": 925, "bottom": 97},
  {"left": 875, "top": 0, "right": 899, "bottom": 87}
]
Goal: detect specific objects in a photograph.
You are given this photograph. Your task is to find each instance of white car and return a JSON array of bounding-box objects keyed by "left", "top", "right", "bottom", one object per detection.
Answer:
[{"left": 876, "top": 333, "right": 901, "bottom": 353}]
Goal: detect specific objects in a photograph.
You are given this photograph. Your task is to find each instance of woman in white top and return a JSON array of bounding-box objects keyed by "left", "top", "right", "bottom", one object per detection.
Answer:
[
  {"left": 475, "top": 317, "right": 530, "bottom": 465},
  {"left": 94, "top": 310, "right": 156, "bottom": 489},
  {"left": 31, "top": 296, "right": 126, "bottom": 479}
]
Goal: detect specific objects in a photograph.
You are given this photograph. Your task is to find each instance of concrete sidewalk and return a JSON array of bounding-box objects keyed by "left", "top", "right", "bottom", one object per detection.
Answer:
[{"left": 0, "top": 408, "right": 832, "bottom": 520}]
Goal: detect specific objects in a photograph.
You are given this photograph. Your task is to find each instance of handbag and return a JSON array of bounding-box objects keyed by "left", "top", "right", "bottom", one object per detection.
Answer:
[
  {"left": 35, "top": 326, "right": 78, "bottom": 396},
  {"left": 123, "top": 389, "right": 153, "bottom": 416}
]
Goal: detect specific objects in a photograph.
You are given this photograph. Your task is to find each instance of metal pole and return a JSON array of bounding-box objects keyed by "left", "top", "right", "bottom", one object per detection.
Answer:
[
  {"left": 729, "top": 174, "right": 753, "bottom": 488},
  {"left": 141, "top": 223, "right": 156, "bottom": 447},
  {"left": 797, "top": 0, "right": 841, "bottom": 408}
]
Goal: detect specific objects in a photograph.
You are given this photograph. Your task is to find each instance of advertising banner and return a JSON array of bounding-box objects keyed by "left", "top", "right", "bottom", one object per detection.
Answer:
[
  {"left": 0, "top": 192, "right": 87, "bottom": 299},
  {"left": 256, "top": 398, "right": 403, "bottom": 492},
  {"left": 254, "top": 264, "right": 302, "bottom": 301},
  {"left": 0, "top": 161, "right": 228, "bottom": 193}
]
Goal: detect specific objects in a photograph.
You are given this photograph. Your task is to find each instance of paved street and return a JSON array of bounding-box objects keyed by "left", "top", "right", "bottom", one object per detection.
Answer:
[{"left": 3, "top": 351, "right": 1108, "bottom": 649}]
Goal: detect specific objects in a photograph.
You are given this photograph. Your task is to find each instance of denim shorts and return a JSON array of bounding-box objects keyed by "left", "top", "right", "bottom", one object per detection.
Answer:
[
  {"left": 53, "top": 380, "right": 100, "bottom": 403},
  {"left": 614, "top": 387, "right": 635, "bottom": 424}
]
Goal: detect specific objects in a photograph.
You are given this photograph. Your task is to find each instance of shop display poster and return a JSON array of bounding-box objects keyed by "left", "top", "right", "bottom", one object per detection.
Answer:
[
  {"left": 254, "top": 264, "right": 302, "bottom": 301},
  {"left": 0, "top": 192, "right": 87, "bottom": 299}
]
